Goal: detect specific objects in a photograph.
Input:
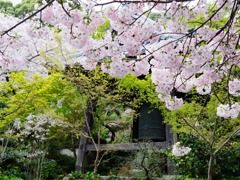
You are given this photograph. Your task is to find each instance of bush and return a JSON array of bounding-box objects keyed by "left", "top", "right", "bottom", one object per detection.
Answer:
[
  {"left": 171, "top": 134, "right": 240, "bottom": 179},
  {"left": 67, "top": 171, "right": 83, "bottom": 180},
  {"left": 41, "top": 159, "right": 58, "bottom": 179},
  {"left": 0, "top": 173, "right": 23, "bottom": 180},
  {"left": 131, "top": 142, "right": 167, "bottom": 179}
]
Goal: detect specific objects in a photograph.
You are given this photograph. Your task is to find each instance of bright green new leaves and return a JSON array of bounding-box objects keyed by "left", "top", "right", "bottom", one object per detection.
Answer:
[
  {"left": 63, "top": 65, "right": 125, "bottom": 140},
  {"left": 119, "top": 74, "right": 165, "bottom": 111},
  {"left": 91, "top": 17, "right": 111, "bottom": 40},
  {"left": 166, "top": 92, "right": 240, "bottom": 151},
  {"left": 0, "top": 72, "right": 81, "bottom": 128}
]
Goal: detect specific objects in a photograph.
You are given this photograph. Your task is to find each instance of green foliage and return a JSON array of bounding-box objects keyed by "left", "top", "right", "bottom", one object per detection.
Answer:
[
  {"left": 171, "top": 135, "right": 240, "bottom": 179},
  {"left": 46, "top": 142, "right": 76, "bottom": 175},
  {"left": 0, "top": 72, "right": 70, "bottom": 127},
  {"left": 64, "top": 68, "right": 166, "bottom": 144},
  {"left": 0, "top": 145, "right": 37, "bottom": 180},
  {"left": 0, "top": 140, "right": 76, "bottom": 179},
  {"left": 64, "top": 65, "right": 133, "bottom": 143},
  {"left": 149, "top": 13, "right": 161, "bottom": 21},
  {"left": 169, "top": 135, "right": 209, "bottom": 178},
  {"left": 216, "top": 140, "right": 240, "bottom": 179},
  {"left": 0, "top": 70, "right": 87, "bottom": 136},
  {"left": 119, "top": 74, "right": 165, "bottom": 111},
  {"left": 68, "top": 171, "right": 83, "bottom": 180},
  {"left": 14, "top": 0, "right": 39, "bottom": 18},
  {"left": 89, "top": 151, "right": 134, "bottom": 175},
  {"left": 0, "top": 71, "right": 83, "bottom": 179},
  {"left": 64, "top": 65, "right": 120, "bottom": 101},
  {"left": 0, "top": 65, "right": 162, "bottom": 178},
  {"left": 0, "top": 0, "right": 40, "bottom": 18},
  {"left": 166, "top": 72, "right": 240, "bottom": 178},
  {"left": 41, "top": 159, "right": 58, "bottom": 179},
  {"left": 0, "top": 62, "right": 166, "bottom": 179},
  {"left": 166, "top": 88, "right": 240, "bottom": 150},
  {"left": 131, "top": 142, "right": 166, "bottom": 179},
  {"left": 0, "top": 0, "right": 14, "bottom": 15},
  {"left": 188, "top": 2, "right": 229, "bottom": 30},
  {"left": 91, "top": 17, "right": 111, "bottom": 40},
  {"left": 84, "top": 171, "right": 100, "bottom": 180},
  {"left": 0, "top": 174, "right": 23, "bottom": 180},
  {"left": 188, "top": 13, "right": 228, "bottom": 30}
]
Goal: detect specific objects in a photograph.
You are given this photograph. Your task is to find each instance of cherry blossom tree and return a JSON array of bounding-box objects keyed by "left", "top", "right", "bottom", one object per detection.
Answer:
[
  {"left": 0, "top": 0, "right": 239, "bottom": 179},
  {"left": 1, "top": 0, "right": 239, "bottom": 112}
]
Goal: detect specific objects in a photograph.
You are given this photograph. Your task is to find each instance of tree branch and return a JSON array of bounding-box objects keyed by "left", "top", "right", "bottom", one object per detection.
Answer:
[
  {"left": 93, "top": 0, "right": 194, "bottom": 6},
  {"left": 213, "top": 127, "right": 240, "bottom": 155},
  {"left": 182, "top": 117, "right": 210, "bottom": 143},
  {"left": 1, "top": 0, "right": 55, "bottom": 37}
]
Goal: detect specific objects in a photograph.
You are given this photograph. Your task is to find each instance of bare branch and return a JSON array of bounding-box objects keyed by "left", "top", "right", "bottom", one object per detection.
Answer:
[{"left": 93, "top": 0, "right": 195, "bottom": 6}]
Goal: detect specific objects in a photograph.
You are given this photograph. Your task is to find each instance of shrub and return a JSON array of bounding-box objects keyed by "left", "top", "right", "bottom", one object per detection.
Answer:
[{"left": 171, "top": 134, "right": 240, "bottom": 179}]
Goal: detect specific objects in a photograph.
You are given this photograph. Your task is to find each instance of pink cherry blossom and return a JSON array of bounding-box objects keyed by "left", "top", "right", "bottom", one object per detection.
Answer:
[
  {"left": 229, "top": 79, "right": 240, "bottom": 97},
  {"left": 0, "top": 0, "right": 239, "bottom": 117},
  {"left": 165, "top": 97, "right": 183, "bottom": 110},
  {"left": 122, "top": 109, "right": 133, "bottom": 117},
  {"left": 172, "top": 142, "right": 191, "bottom": 157},
  {"left": 217, "top": 103, "right": 240, "bottom": 119}
]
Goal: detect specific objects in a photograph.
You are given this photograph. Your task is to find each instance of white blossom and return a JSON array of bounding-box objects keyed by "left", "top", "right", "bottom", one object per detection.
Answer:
[
  {"left": 57, "top": 98, "right": 64, "bottom": 108},
  {"left": 229, "top": 79, "right": 240, "bottom": 97},
  {"left": 217, "top": 103, "right": 240, "bottom": 118},
  {"left": 11, "top": 113, "right": 68, "bottom": 141},
  {"left": 172, "top": 142, "right": 191, "bottom": 157}
]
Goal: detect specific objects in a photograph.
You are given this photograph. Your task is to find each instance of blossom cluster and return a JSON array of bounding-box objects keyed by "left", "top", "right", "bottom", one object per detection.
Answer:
[
  {"left": 217, "top": 103, "right": 240, "bottom": 119},
  {"left": 172, "top": 142, "right": 191, "bottom": 157},
  {"left": 27, "top": 150, "right": 45, "bottom": 159},
  {"left": 121, "top": 108, "right": 133, "bottom": 117},
  {"left": 0, "top": 0, "right": 239, "bottom": 118},
  {"left": 229, "top": 79, "right": 240, "bottom": 97},
  {"left": 10, "top": 113, "right": 68, "bottom": 141}
]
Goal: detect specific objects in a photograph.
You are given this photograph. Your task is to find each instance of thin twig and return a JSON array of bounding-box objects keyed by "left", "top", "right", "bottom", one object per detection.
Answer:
[
  {"left": 182, "top": 117, "right": 210, "bottom": 143},
  {"left": 93, "top": 0, "right": 194, "bottom": 7},
  {"left": 1, "top": 0, "right": 55, "bottom": 37},
  {"left": 213, "top": 128, "right": 240, "bottom": 155}
]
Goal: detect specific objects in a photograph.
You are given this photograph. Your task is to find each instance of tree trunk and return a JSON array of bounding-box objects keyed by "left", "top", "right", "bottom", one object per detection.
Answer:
[
  {"left": 75, "top": 135, "right": 87, "bottom": 172},
  {"left": 208, "top": 151, "right": 214, "bottom": 180},
  {"left": 75, "top": 98, "right": 97, "bottom": 173}
]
